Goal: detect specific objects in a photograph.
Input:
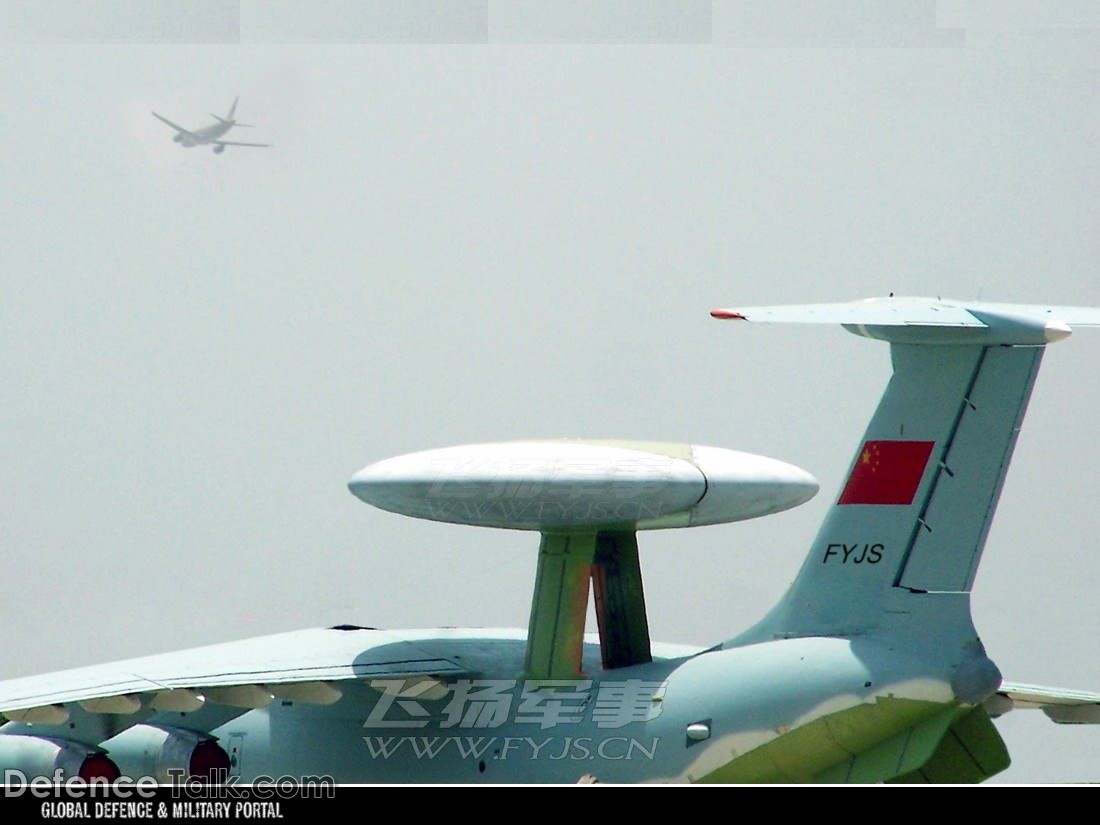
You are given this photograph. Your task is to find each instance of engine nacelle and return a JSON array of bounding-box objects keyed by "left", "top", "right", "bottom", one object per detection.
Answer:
[
  {"left": 103, "top": 725, "right": 230, "bottom": 783},
  {"left": 172, "top": 133, "right": 183, "bottom": 143},
  {"left": 213, "top": 145, "right": 225, "bottom": 154},
  {"left": 0, "top": 734, "right": 120, "bottom": 782}
]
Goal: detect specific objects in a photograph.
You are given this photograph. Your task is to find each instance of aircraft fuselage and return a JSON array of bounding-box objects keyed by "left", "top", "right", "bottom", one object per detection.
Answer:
[
  {"left": 177, "top": 122, "right": 233, "bottom": 148},
  {"left": 177, "top": 628, "right": 979, "bottom": 784}
]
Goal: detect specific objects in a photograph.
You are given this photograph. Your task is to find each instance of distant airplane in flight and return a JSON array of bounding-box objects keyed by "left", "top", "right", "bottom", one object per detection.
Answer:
[{"left": 151, "top": 97, "right": 270, "bottom": 153}]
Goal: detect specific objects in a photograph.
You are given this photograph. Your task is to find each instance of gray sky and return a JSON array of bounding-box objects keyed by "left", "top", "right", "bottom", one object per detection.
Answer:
[{"left": 1, "top": 1, "right": 1097, "bottom": 782}]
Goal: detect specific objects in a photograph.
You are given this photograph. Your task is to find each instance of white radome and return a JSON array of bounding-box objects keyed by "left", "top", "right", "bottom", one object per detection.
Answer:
[{"left": 348, "top": 440, "right": 819, "bottom": 531}]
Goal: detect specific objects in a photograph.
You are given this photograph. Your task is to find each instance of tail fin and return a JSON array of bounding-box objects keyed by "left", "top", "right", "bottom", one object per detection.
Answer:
[
  {"left": 227, "top": 96, "right": 239, "bottom": 121},
  {"left": 715, "top": 297, "right": 1100, "bottom": 644}
]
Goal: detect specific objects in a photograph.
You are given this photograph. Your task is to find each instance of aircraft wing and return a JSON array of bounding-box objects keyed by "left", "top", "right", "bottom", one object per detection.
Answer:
[
  {"left": 985, "top": 681, "right": 1100, "bottom": 724},
  {"left": 213, "top": 139, "right": 271, "bottom": 148},
  {"left": 151, "top": 111, "right": 198, "bottom": 138},
  {"left": 0, "top": 627, "right": 469, "bottom": 743}
]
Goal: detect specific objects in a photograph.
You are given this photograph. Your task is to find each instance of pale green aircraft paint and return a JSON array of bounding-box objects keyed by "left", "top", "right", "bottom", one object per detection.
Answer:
[{"left": 1, "top": 297, "right": 1098, "bottom": 784}]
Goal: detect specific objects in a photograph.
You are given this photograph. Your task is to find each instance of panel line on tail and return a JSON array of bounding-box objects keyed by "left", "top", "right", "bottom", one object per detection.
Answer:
[{"left": 891, "top": 346, "right": 988, "bottom": 591}]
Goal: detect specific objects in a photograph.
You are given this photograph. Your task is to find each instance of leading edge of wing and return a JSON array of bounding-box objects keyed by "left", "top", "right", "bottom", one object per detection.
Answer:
[
  {"left": 0, "top": 627, "right": 468, "bottom": 716},
  {"left": 151, "top": 111, "right": 197, "bottom": 137},
  {"left": 213, "top": 139, "right": 271, "bottom": 148}
]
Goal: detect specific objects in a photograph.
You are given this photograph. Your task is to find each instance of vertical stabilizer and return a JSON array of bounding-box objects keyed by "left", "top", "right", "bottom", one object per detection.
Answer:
[{"left": 708, "top": 297, "right": 1099, "bottom": 644}]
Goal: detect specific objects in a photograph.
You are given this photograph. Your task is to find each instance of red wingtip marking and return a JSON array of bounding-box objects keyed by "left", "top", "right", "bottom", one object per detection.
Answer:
[{"left": 711, "top": 309, "right": 747, "bottom": 320}]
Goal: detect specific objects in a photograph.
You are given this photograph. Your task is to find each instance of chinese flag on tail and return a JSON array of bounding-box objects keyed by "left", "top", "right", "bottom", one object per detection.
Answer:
[{"left": 837, "top": 440, "right": 935, "bottom": 505}]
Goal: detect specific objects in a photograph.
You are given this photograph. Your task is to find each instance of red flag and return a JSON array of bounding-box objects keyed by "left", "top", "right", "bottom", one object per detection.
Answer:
[{"left": 837, "top": 440, "right": 934, "bottom": 505}]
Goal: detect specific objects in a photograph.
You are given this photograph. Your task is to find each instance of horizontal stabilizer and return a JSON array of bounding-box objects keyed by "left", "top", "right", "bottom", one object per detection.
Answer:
[
  {"left": 985, "top": 682, "right": 1100, "bottom": 724},
  {"left": 211, "top": 114, "right": 254, "bottom": 127},
  {"left": 710, "top": 296, "right": 1100, "bottom": 345}
]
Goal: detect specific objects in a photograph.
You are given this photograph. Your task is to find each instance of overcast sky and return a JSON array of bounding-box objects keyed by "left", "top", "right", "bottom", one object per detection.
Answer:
[{"left": 1, "top": 1, "right": 1097, "bottom": 782}]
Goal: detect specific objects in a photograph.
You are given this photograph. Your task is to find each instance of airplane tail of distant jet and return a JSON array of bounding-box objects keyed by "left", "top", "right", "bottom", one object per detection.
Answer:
[
  {"left": 713, "top": 299, "right": 1100, "bottom": 652},
  {"left": 211, "top": 114, "right": 253, "bottom": 127},
  {"left": 211, "top": 96, "right": 254, "bottom": 127}
]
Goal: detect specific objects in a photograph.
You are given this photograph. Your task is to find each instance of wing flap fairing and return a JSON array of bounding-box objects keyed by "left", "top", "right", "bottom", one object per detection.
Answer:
[{"left": 0, "top": 627, "right": 470, "bottom": 744}]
